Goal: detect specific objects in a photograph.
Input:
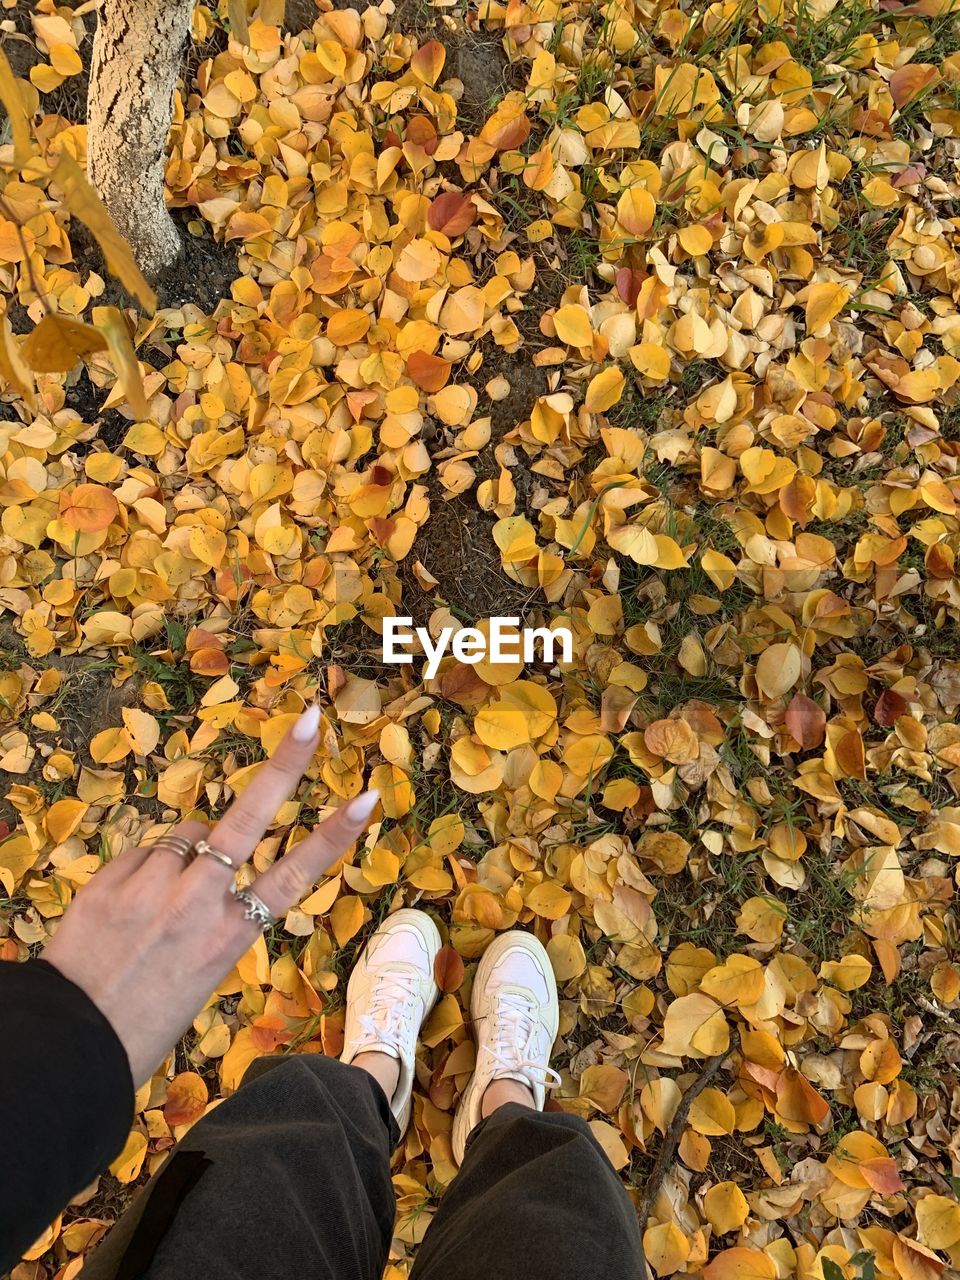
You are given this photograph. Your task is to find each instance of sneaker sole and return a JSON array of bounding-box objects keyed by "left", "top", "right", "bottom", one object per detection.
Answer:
[{"left": 451, "top": 930, "right": 559, "bottom": 1165}]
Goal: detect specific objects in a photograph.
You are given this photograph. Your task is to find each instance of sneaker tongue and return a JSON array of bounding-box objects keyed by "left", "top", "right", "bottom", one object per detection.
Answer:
[{"left": 362, "top": 1008, "right": 404, "bottom": 1057}]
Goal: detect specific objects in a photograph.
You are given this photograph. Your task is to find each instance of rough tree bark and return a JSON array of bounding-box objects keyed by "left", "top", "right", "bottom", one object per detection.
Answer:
[{"left": 87, "top": 0, "right": 194, "bottom": 280}]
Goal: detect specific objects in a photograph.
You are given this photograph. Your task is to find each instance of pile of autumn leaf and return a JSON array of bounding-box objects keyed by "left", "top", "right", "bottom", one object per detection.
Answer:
[{"left": 4, "top": 0, "right": 960, "bottom": 1273}]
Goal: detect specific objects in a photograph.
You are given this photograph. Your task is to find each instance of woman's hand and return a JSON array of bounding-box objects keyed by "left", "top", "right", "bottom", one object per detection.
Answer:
[{"left": 43, "top": 705, "right": 379, "bottom": 1087}]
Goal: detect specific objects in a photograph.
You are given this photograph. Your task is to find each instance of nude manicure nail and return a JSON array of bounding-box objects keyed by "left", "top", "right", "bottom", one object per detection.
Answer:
[
  {"left": 344, "top": 790, "right": 380, "bottom": 825},
  {"left": 292, "top": 703, "right": 321, "bottom": 742}
]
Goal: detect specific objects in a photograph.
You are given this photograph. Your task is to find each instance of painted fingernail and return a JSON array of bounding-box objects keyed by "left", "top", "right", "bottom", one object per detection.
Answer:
[
  {"left": 343, "top": 790, "right": 380, "bottom": 826},
  {"left": 292, "top": 703, "right": 321, "bottom": 743}
]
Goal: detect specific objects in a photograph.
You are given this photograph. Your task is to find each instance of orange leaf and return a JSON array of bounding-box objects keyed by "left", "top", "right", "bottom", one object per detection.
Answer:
[
  {"left": 405, "top": 115, "right": 438, "bottom": 153},
  {"left": 834, "top": 728, "right": 866, "bottom": 780},
  {"left": 890, "top": 63, "right": 939, "bottom": 109},
  {"left": 164, "top": 1072, "right": 209, "bottom": 1126},
  {"left": 480, "top": 100, "right": 530, "bottom": 150},
  {"left": 775, "top": 1065, "right": 830, "bottom": 1128},
  {"left": 406, "top": 350, "right": 452, "bottom": 392},
  {"left": 704, "top": 1247, "right": 777, "bottom": 1280},
  {"left": 410, "top": 38, "right": 445, "bottom": 85},
  {"left": 427, "top": 192, "right": 477, "bottom": 238},
  {"left": 617, "top": 187, "right": 656, "bottom": 237},
  {"left": 434, "top": 943, "right": 465, "bottom": 993},
  {"left": 860, "top": 1155, "right": 904, "bottom": 1194},
  {"left": 785, "top": 691, "right": 826, "bottom": 749},
  {"left": 58, "top": 484, "right": 120, "bottom": 533},
  {"left": 190, "top": 646, "right": 231, "bottom": 676},
  {"left": 327, "top": 308, "right": 371, "bottom": 346}
]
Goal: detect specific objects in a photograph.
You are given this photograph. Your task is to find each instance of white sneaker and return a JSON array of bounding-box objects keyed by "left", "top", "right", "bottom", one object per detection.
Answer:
[
  {"left": 452, "top": 930, "right": 560, "bottom": 1165},
  {"left": 341, "top": 908, "right": 441, "bottom": 1132}
]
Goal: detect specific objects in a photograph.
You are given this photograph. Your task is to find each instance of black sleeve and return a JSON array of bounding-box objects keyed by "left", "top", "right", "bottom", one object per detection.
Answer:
[{"left": 0, "top": 958, "right": 134, "bottom": 1270}]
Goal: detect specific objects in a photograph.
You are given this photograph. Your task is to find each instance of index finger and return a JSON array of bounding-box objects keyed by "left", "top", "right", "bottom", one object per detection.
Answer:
[
  {"left": 190, "top": 704, "right": 321, "bottom": 878},
  {"left": 250, "top": 789, "right": 381, "bottom": 917}
]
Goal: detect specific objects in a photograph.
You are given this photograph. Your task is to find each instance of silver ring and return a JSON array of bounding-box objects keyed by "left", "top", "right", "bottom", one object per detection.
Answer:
[
  {"left": 194, "top": 839, "right": 238, "bottom": 870},
  {"left": 151, "top": 835, "right": 196, "bottom": 862},
  {"left": 234, "top": 887, "right": 276, "bottom": 928}
]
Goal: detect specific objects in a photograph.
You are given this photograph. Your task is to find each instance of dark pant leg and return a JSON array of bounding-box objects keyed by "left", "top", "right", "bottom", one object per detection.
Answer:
[
  {"left": 410, "top": 1104, "right": 645, "bottom": 1280},
  {"left": 82, "top": 1055, "right": 398, "bottom": 1280}
]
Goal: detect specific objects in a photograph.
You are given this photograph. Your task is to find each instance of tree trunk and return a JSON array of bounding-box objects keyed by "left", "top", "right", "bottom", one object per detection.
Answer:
[{"left": 87, "top": 0, "right": 193, "bottom": 280}]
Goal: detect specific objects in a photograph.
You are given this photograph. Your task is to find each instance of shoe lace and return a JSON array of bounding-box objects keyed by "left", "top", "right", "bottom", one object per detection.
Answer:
[
  {"left": 484, "top": 991, "right": 561, "bottom": 1091},
  {"left": 357, "top": 969, "right": 421, "bottom": 1054}
]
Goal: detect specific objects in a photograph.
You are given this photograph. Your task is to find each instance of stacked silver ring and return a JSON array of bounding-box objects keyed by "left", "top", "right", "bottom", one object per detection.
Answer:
[
  {"left": 150, "top": 834, "right": 276, "bottom": 929},
  {"left": 151, "top": 834, "right": 196, "bottom": 863}
]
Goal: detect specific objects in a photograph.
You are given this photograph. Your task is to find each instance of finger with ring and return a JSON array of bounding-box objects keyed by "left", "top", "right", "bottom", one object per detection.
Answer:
[
  {"left": 151, "top": 834, "right": 197, "bottom": 863},
  {"left": 194, "top": 839, "right": 238, "bottom": 871},
  {"left": 186, "top": 707, "right": 322, "bottom": 887},
  {"left": 143, "top": 821, "right": 209, "bottom": 875},
  {"left": 245, "top": 792, "right": 380, "bottom": 927},
  {"left": 233, "top": 886, "right": 276, "bottom": 929}
]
